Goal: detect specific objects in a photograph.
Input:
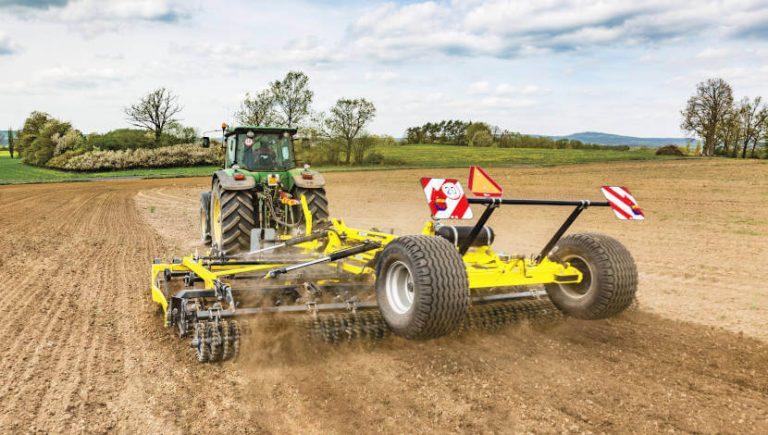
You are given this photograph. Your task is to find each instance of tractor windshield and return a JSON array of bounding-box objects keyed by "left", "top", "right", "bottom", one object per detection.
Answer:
[{"left": 238, "top": 133, "right": 295, "bottom": 171}]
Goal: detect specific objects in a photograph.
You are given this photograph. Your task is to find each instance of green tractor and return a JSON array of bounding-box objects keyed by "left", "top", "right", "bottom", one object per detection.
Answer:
[{"left": 200, "top": 125, "right": 329, "bottom": 255}]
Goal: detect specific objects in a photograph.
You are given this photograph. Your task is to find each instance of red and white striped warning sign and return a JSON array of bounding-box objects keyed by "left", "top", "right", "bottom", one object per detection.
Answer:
[
  {"left": 421, "top": 178, "right": 473, "bottom": 220},
  {"left": 600, "top": 186, "right": 645, "bottom": 220}
]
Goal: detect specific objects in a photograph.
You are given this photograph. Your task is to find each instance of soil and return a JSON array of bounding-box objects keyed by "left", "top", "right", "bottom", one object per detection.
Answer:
[{"left": 1, "top": 158, "right": 767, "bottom": 433}]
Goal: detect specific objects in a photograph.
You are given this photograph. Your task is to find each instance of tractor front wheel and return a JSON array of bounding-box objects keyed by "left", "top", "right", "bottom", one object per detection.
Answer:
[
  {"left": 210, "top": 180, "right": 256, "bottom": 255},
  {"left": 375, "top": 235, "right": 469, "bottom": 339},
  {"left": 544, "top": 233, "right": 638, "bottom": 319}
]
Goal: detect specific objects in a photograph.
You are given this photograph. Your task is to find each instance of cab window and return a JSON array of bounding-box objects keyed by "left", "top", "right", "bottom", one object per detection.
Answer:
[{"left": 238, "top": 133, "right": 295, "bottom": 170}]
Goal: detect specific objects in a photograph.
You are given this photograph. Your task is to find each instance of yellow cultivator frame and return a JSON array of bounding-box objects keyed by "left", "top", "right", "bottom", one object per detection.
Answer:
[{"left": 152, "top": 172, "right": 649, "bottom": 365}]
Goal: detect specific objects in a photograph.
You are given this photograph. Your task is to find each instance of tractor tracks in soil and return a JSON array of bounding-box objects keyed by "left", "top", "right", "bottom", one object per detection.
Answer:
[{"left": 0, "top": 159, "right": 767, "bottom": 433}]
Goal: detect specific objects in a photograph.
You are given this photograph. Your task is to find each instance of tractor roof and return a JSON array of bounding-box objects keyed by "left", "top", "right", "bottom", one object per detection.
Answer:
[{"left": 224, "top": 126, "right": 298, "bottom": 137}]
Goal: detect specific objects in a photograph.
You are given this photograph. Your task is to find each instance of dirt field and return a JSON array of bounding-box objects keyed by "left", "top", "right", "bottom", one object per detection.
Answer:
[{"left": 1, "top": 159, "right": 767, "bottom": 433}]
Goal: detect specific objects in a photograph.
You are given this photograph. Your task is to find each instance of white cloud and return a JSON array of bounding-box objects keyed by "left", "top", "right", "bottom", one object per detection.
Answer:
[
  {"left": 0, "top": 66, "right": 128, "bottom": 95},
  {"left": 470, "top": 81, "right": 544, "bottom": 96},
  {"left": 344, "top": 0, "right": 768, "bottom": 61},
  {"left": 468, "top": 81, "right": 491, "bottom": 94},
  {"left": 1, "top": 0, "right": 190, "bottom": 35},
  {"left": 0, "top": 31, "right": 19, "bottom": 55},
  {"left": 58, "top": 0, "right": 187, "bottom": 22},
  {"left": 364, "top": 71, "right": 399, "bottom": 82}
]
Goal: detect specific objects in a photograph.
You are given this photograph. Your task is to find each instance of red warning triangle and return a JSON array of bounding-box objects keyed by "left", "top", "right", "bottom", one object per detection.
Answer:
[{"left": 468, "top": 166, "right": 503, "bottom": 198}]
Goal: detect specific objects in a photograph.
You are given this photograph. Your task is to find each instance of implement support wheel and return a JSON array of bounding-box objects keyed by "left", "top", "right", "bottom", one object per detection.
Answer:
[
  {"left": 375, "top": 235, "right": 469, "bottom": 339},
  {"left": 544, "top": 232, "right": 638, "bottom": 319}
]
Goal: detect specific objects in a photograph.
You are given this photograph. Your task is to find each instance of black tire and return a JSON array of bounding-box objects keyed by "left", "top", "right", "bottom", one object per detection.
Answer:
[
  {"left": 200, "top": 191, "right": 211, "bottom": 245},
  {"left": 292, "top": 187, "right": 330, "bottom": 227},
  {"left": 375, "top": 235, "right": 469, "bottom": 339},
  {"left": 210, "top": 179, "right": 255, "bottom": 255},
  {"left": 544, "top": 233, "right": 637, "bottom": 319}
]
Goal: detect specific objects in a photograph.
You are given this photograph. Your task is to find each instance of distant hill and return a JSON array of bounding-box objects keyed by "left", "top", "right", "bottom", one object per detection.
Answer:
[{"left": 552, "top": 131, "right": 692, "bottom": 147}]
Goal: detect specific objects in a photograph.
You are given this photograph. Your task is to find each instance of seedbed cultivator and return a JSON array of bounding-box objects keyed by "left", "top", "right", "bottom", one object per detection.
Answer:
[{"left": 151, "top": 166, "right": 644, "bottom": 363}]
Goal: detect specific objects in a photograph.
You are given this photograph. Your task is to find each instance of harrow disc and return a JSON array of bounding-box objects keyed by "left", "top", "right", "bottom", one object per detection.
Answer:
[
  {"left": 185, "top": 298, "right": 562, "bottom": 363},
  {"left": 189, "top": 320, "right": 241, "bottom": 363},
  {"left": 208, "top": 322, "right": 223, "bottom": 362},
  {"left": 193, "top": 322, "right": 210, "bottom": 363}
]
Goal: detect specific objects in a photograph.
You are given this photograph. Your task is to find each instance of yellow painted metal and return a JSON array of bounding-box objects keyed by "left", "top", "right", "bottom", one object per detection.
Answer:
[
  {"left": 300, "top": 194, "right": 312, "bottom": 235},
  {"left": 150, "top": 261, "right": 190, "bottom": 325},
  {"left": 150, "top": 218, "right": 583, "bottom": 319},
  {"left": 462, "top": 246, "right": 581, "bottom": 288}
]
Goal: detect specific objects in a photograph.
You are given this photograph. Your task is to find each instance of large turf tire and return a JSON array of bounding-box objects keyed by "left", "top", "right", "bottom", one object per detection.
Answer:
[
  {"left": 292, "top": 187, "right": 330, "bottom": 228},
  {"left": 375, "top": 235, "right": 469, "bottom": 339},
  {"left": 544, "top": 233, "right": 637, "bottom": 319},
  {"left": 210, "top": 179, "right": 255, "bottom": 255},
  {"left": 200, "top": 191, "right": 211, "bottom": 245}
]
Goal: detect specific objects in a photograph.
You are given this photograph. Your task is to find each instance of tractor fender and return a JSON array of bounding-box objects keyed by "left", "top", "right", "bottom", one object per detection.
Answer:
[
  {"left": 290, "top": 169, "right": 326, "bottom": 189},
  {"left": 213, "top": 170, "right": 256, "bottom": 191}
]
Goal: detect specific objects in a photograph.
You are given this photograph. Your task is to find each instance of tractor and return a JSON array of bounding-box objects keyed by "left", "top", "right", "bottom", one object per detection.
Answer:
[{"left": 199, "top": 125, "right": 329, "bottom": 255}]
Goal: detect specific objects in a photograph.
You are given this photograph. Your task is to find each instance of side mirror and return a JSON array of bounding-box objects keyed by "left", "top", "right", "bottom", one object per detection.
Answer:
[{"left": 201, "top": 137, "right": 210, "bottom": 148}]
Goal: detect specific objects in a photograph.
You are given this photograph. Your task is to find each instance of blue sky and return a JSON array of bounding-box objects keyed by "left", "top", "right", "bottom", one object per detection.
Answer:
[{"left": 1, "top": 0, "right": 768, "bottom": 138}]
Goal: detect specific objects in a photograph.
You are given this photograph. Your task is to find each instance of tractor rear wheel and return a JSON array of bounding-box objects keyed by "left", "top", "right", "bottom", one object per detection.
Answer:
[
  {"left": 200, "top": 191, "right": 211, "bottom": 245},
  {"left": 375, "top": 235, "right": 469, "bottom": 339},
  {"left": 292, "top": 187, "right": 330, "bottom": 228},
  {"left": 544, "top": 233, "right": 637, "bottom": 319},
  {"left": 210, "top": 179, "right": 256, "bottom": 255}
]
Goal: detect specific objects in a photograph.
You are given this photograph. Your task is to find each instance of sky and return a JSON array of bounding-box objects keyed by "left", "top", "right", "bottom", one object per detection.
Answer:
[{"left": 1, "top": 0, "right": 768, "bottom": 138}]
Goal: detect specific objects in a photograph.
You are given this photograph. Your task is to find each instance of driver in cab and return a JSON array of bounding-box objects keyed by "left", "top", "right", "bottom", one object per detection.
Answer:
[{"left": 244, "top": 131, "right": 276, "bottom": 168}]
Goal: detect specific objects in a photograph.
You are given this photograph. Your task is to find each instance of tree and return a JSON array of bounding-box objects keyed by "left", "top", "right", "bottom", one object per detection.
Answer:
[
  {"left": 52, "top": 129, "right": 85, "bottom": 156},
  {"left": 681, "top": 78, "right": 734, "bottom": 156},
  {"left": 717, "top": 108, "right": 741, "bottom": 157},
  {"left": 124, "top": 87, "right": 182, "bottom": 144},
  {"left": 18, "top": 111, "right": 53, "bottom": 155},
  {"left": 351, "top": 134, "right": 376, "bottom": 165},
  {"left": 323, "top": 98, "right": 376, "bottom": 164},
  {"left": 735, "top": 96, "right": 768, "bottom": 158},
  {"left": 17, "top": 113, "right": 73, "bottom": 166},
  {"left": 7, "top": 127, "right": 14, "bottom": 158},
  {"left": 466, "top": 122, "right": 493, "bottom": 147},
  {"left": 270, "top": 71, "right": 313, "bottom": 127},
  {"left": 237, "top": 89, "right": 277, "bottom": 126}
]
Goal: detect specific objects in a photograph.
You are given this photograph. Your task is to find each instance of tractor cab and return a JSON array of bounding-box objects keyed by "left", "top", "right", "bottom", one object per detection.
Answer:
[{"left": 223, "top": 126, "right": 298, "bottom": 171}]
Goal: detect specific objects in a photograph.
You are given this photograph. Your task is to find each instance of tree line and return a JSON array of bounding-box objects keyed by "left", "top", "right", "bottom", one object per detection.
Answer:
[
  {"left": 7, "top": 70, "right": 381, "bottom": 168},
  {"left": 681, "top": 78, "right": 768, "bottom": 158},
  {"left": 404, "top": 120, "right": 628, "bottom": 150}
]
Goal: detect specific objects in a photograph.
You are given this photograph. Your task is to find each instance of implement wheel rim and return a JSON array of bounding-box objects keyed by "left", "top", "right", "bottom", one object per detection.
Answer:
[
  {"left": 559, "top": 254, "right": 593, "bottom": 299},
  {"left": 211, "top": 193, "right": 222, "bottom": 246},
  {"left": 385, "top": 261, "right": 415, "bottom": 315}
]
